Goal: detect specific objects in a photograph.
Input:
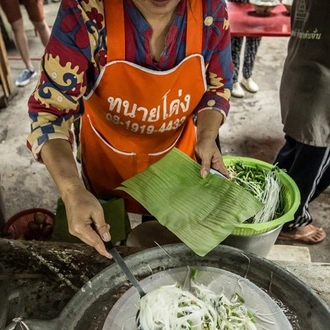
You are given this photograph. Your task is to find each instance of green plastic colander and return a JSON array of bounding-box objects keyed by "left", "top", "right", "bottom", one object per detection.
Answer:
[{"left": 223, "top": 156, "right": 301, "bottom": 236}]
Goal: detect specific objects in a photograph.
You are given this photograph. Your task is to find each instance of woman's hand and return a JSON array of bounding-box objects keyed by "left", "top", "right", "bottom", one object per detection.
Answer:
[
  {"left": 195, "top": 137, "right": 229, "bottom": 178},
  {"left": 62, "top": 185, "right": 113, "bottom": 259},
  {"left": 40, "top": 139, "right": 112, "bottom": 258},
  {"left": 195, "top": 109, "right": 229, "bottom": 178}
]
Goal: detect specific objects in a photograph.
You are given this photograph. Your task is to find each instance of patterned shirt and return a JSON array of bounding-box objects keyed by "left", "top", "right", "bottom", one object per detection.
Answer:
[{"left": 27, "top": 0, "right": 233, "bottom": 159}]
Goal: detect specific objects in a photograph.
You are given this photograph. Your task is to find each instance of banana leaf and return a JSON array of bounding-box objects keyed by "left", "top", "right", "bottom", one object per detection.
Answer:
[{"left": 116, "top": 148, "right": 263, "bottom": 256}]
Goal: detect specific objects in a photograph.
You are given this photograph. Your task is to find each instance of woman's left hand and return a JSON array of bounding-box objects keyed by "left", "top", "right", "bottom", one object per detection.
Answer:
[
  {"left": 195, "top": 137, "right": 229, "bottom": 178},
  {"left": 195, "top": 109, "right": 229, "bottom": 178}
]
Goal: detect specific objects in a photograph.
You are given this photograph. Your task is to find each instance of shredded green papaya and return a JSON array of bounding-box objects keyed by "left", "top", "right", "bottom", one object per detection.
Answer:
[
  {"left": 137, "top": 282, "right": 258, "bottom": 330},
  {"left": 227, "top": 162, "right": 284, "bottom": 223}
]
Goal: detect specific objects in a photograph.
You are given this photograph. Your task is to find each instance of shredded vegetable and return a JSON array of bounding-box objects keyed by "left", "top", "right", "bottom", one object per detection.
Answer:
[
  {"left": 227, "top": 162, "right": 284, "bottom": 223},
  {"left": 137, "top": 282, "right": 257, "bottom": 330}
]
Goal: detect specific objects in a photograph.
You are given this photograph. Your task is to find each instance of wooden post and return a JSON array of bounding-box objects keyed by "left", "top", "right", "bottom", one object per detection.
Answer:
[{"left": 0, "top": 24, "right": 13, "bottom": 108}]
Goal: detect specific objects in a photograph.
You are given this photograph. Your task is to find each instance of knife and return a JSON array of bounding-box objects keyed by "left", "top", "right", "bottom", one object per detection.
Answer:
[
  {"left": 209, "top": 168, "right": 228, "bottom": 179},
  {"left": 104, "top": 241, "right": 146, "bottom": 297}
]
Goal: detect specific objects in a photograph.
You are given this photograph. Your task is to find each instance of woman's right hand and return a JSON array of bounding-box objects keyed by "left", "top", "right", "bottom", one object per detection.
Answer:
[
  {"left": 62, "top": 185, "right": 113, "bottom": 259},
  {"left": 39, "top": 139, "right": 112, "bottom": 258}
]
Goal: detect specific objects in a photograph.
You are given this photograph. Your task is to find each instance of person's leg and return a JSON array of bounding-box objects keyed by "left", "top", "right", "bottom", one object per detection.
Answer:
[
  {"left": 275, "top": 135, "right": 329, "bottom": 243},
  {"left": 0, "top": 0, "right": 38, "bottom": 86},
  {"left": 242, "top": 37, "right": 261, "bottom": 79},
  {"left": 230, "top": 37, "right": 245, "bottom": 97},
  {"left": 10, "top": 18, "right": 35, "bottom": 71},
  {"left": 24, "top": 0, "right": 50, "bottom": 46},
  {"left": 10, "top": 17, "right": 38, "bottom": 86},
  {"left": 241, "top": 37, "right": 261, "bottom": 93},
  {"left": 311, "top": 162, "right": 330, "bottom": 201},
  {"left": 0, "top": 0, "right": 34, "bottom": 70},
  {"left": 230, "top": 37, "right": 243, "bottom": 83},
  {"left": 31, "top": 19, "right": 51, "bottom": 46}
]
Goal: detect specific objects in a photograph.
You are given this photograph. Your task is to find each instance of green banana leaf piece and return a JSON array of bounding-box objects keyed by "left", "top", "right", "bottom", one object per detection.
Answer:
[{"left": 116, "top": 148, "right": 263, "bottom": 256}]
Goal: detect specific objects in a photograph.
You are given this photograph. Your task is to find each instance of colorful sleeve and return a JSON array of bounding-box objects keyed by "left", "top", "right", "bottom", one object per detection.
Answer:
[
  {"left": 27, "top": 0, "right": 106, "bottom": 160},
  {"left": 194, "top": 0, "right": 234, "bottom": 120}
]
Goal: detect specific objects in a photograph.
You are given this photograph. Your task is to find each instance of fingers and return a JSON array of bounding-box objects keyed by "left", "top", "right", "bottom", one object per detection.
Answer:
[
  {"left": 68, "top": 210, "right": 112, "bottom": 259},
  {"left": 199, "top": 151, "right": 222, "bottom": 178},
  {"left": 195, "top": 138, "right": 225, "bottom": 178},
  {"left": 197, "top": 145, "right": 213, "bottom": 178},
  {"left": 63, "top": 189, "right": 113, "bottom": 258},
  {"left": 198, "top": 147, "right": 229, "bottom": 178},
  {"left": 94, "top": 223, "right": 111, "bottom": 241},
  {"left": 76, "top": 226, "right": 113, "bottom": 259},
  {"left": 69, "top": 223, "right": 112, "bottom": 259},
  {"left": 211, "top": 156, "right": 229, "bottom": 177},
  {"left": 200, "top": 165, "right": 210, "bottom": 178}
]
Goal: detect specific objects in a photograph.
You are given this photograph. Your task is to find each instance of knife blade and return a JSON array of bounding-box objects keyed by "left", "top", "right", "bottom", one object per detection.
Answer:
[
  {"left": 104, "top": 241, "right": 146, "bottom": 297},
  {"left": 209, "top": 168, "right": 228, "bottom": 179}
]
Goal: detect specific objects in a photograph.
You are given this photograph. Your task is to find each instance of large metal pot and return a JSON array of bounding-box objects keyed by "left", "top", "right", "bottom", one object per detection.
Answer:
[
  {"left": 4, "top": 244, "right": 330, "bottom": 330},
  {"left": 221, "top": 225, "right": 283, "bottom": 257}
]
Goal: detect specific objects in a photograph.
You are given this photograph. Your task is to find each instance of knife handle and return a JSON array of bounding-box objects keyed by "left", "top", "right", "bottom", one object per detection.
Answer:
[{"left": 104, "top": 240, "right": 115, "bottom": 252}]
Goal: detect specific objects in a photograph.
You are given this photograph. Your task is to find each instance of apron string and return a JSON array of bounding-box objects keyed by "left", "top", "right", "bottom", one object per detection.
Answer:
[
  {"left": 105, "top": 0, "right": 126, "bottom": 61},
  {"left": 186, "top": 0, "right": 203, "bottom": 56}
]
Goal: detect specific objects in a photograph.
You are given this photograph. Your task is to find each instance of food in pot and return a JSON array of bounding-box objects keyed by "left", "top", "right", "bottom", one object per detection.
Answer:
[{"left": 137, "top": 282, "right": 257, "bottom": 329}]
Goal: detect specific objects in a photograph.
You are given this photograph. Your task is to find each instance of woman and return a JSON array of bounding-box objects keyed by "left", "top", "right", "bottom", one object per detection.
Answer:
[{"left": 27, "top": 0, "right": 233, "bottom": 258}]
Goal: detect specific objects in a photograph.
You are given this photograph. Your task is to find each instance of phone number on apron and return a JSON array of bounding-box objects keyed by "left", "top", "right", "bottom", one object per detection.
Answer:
[{"left": 106, "top": 114, "right": 187, "bottom": 134}]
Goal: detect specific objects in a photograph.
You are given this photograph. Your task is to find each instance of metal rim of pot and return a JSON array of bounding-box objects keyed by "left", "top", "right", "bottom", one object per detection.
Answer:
[{"left": 4, "top": 244, "right": 330, "bottom": 330}]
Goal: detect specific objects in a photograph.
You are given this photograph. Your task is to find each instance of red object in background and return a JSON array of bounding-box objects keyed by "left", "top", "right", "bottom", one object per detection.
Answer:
[
  {"left": 227, "top": 2, "right": 291, "bottom": 37},
  {"left": 3, "top": 208, "right": 55, "bottom": 239}
]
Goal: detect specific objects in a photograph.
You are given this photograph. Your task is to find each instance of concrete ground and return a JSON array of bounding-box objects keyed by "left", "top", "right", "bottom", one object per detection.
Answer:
[{"left": 0, "top": 2, "right": 329, "bottom": 263}]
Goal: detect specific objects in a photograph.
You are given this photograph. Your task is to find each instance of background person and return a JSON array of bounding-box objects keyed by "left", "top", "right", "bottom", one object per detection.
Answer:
[
  {"left": 0, "top": 0, "right": 51, "bottom": 87},
  {"left": 228, "top": 0, "right": 261, "bottom": 98},
  {"left": 27, "top": 0, "right": 233, "bottom": 258},
  {"left": 275, "top": 0, "right": 329, "bottom": 244}
]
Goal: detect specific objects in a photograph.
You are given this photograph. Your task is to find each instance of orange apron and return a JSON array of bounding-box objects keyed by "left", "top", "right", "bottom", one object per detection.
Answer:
[{"left": 81, "top": 0, "right": 206, "bottom": 212}]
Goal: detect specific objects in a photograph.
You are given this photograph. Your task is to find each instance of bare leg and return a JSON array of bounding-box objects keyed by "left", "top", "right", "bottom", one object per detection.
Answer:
[
  {"left": 10, "top": 18, "right": 34, "bottom": 70},
  {"left": 32, "top": 19, "right": 50, "bottom": 47}
]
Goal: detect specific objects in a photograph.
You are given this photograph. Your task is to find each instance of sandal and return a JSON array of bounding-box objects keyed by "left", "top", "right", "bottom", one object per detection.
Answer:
[{"left": 277, "top": 224, "right": 326, "bottom": 244}]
